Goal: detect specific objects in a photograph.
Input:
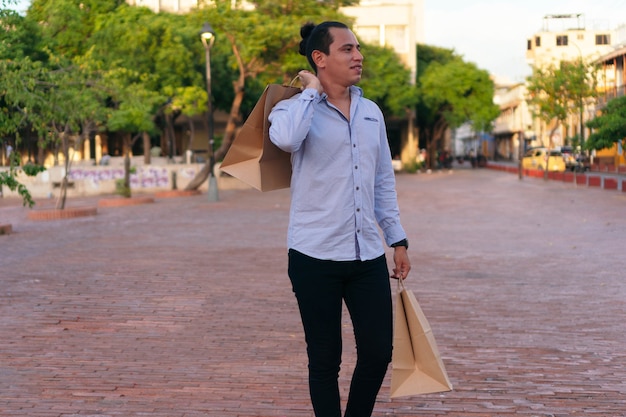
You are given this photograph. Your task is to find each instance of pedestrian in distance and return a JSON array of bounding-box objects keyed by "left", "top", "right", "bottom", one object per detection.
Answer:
[{"left": 268, "top": 21, "right": 411, "bottom": 417}]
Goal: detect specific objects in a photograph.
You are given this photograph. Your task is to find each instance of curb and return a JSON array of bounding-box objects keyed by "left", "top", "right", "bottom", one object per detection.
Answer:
[
  {"left": 487, "top": 164, "right": 625, "bottom": 192},
  {"left": 98, "top": 196, "right": 155, "bottom": 208},
  {"left": 27, "top": 206, "right": 98, "bottom": 221},
  {"left": 154, "top": 189, "right": 201, "bottom": 198}
]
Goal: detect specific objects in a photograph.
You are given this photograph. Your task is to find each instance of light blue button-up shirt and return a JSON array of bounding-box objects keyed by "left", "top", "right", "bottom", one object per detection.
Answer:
[{"left": 268, "top": 86, "right": 407, "bottom": 261}]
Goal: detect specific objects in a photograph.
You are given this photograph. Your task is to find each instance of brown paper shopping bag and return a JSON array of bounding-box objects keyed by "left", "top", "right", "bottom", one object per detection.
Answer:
[
  {"left": 390, "top": 280, "right": 453, "bottom": 398},
  {"left": 220, "top": 82, "right": 301, "bottom": 191}
]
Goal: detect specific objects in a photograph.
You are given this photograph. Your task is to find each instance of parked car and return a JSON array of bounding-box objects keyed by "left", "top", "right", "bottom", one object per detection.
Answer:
[
  {"left": 522, "top": 147, "right": 566, "bottom": 172},
  {"left": 571, "top": 154, "right": 591, "bottom": 172},
  {"left": 555, "top": 146, "right": 591, "bottom": 172},
  {"left": 556, "top": 146, "right": 577, "bottom": 170}
]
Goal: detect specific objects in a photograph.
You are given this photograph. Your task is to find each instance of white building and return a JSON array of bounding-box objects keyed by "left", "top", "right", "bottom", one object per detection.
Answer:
[
  {"left": 526, "top": 14, "right": 614, "bottom": 67},
  {"left": 126, "top": 0, "right": 198, "bottom": 13},
  {"left": 341, "top": 0, "right": 424, "bottom": 165},
  {"left": 524, "top": 14, "right": 617, "bottom": 149},
  {"left": 342, "top": 0, "right": 424, "bottom": 80},
  {"left": 453, "top": 80, "right": 533, "bottom": 163}
]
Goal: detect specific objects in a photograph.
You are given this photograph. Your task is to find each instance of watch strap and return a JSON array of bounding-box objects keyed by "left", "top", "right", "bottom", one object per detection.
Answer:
[{"left": 391, "top": 238, "right": 409, "bottom": 249}]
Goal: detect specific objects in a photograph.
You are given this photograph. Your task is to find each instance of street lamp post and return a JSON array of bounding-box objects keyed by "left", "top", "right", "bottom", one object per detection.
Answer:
[
  {"left": 571, "top": 41, "right": 586, "bottom": 152},
  {"left": 201, "top": 22, "right": 218, "bottom": 202}
]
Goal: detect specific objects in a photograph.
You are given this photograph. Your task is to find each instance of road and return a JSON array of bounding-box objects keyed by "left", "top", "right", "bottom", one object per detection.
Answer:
[{"left": 1, "top": 168, "right": 625, "bottom": 416}]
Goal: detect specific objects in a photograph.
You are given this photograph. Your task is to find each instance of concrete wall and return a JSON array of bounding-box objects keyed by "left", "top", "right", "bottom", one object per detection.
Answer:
[{"left": 1, "top": 158, "right": 251, "bottom": 200}]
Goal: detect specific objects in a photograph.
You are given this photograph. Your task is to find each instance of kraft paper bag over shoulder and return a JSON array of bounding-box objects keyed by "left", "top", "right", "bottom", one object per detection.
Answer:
[
  {"left": 220, "top": 83, "right": 301, "bottom": 191},
  {"left": 390, "top": 280, "right": 453, "bottom": 398}
]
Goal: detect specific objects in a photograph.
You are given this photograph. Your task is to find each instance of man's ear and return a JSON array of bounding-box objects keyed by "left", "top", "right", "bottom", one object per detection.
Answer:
[{"left": 312, "top": 50, "right": 325, "bottom": 69}]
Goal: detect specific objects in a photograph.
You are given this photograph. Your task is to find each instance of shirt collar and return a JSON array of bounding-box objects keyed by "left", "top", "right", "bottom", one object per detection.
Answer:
[{"left": 321, "top": 85, "right": 364, "bottom": 101}]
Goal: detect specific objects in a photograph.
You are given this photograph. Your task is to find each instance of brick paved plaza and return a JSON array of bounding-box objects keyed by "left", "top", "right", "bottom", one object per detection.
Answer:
[{"left": 1, "top": 168, "right": 625, "bottom": 416}]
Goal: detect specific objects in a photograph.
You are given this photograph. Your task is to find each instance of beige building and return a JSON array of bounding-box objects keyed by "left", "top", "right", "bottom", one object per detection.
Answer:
[
  {"left": 126, "top": 0, "right": 198, "bottom": 13},
  {"left": 342, "top": 0, "right": 424, "bottom": 166},
  {"left": 526, "top": 14, "right": 614, "bottom": 67},
  {"left": 491, "top": 82, "right": 533, "bottom": 161},
  {"left": 454, "top": 14, "right": 618, "bottom": 163},
  {"left": 342, "top": 0, "right": 424, "bottom": 80},
  {"left": 592, "top": 45, "right": 626, "bottom": 167},
  {"left": 126, "top": 0, "right": 256, "bottom": 13},
  {"left": 453, "top": 80, "right": 533, "bottom": 163},
  {"left": 525, "top": 14, "right": 615, "bottom": 149}
]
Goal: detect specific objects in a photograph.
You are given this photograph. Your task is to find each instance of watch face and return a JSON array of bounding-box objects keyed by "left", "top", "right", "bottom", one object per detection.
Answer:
[{"left": 393, "top": 239, "right": 408, "bottom": 249}]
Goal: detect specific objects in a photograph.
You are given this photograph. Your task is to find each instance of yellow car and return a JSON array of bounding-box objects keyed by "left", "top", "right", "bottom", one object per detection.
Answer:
[{"left": 522, "top": 148, "right": 566, "bottom": 172}]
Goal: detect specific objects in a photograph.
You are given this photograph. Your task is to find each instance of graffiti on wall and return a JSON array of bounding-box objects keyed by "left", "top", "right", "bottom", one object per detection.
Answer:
[{"left": 68, "top": 166, "right": 200, "bottom": 189}]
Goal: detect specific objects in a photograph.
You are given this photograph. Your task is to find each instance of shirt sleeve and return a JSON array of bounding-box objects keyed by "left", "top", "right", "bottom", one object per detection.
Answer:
[
  {"left": 268, "top": 88, "right": 321, "bottom": 153},
  {"left": 373, "top": 107, "right": 407, "bottom": 246}
]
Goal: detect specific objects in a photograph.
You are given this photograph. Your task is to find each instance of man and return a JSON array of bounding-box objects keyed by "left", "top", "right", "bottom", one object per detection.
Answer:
[{"left": 268, "top": 21, "right": 411, "bottom": 417}]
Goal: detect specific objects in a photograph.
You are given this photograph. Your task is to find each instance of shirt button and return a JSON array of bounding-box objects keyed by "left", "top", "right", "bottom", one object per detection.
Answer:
[
  {"left": 356, "top": 208, "right": 360, "bottom": 212},
  {"left": 354, "top": 165, "right": 358, "bottom": 169},
  {"left": 356, "top": 186, "right": 360, "bottom": 191}
]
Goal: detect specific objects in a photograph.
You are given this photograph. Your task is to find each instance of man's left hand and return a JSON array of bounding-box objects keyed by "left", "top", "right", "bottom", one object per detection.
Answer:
[{"left": 391, "top": 247, "right": 411, "bottom": 280}]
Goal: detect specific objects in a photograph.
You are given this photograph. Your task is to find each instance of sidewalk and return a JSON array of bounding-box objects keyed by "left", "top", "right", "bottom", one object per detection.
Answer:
[{"left": 1, "top": 169, "right": 625, "bottom": 416}]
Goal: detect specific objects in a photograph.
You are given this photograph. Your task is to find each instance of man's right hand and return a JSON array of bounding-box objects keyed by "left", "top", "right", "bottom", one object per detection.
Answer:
[{"left": 298, "top": 70, "right": 323, "bottom": 95}]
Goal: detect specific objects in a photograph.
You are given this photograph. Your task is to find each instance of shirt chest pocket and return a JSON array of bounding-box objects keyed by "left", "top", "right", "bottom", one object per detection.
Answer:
[{"left": 353, "top": 116, "right": 382, "bottom": 156}]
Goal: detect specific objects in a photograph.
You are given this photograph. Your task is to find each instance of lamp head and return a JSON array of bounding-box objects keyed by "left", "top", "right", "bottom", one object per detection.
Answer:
[{"left": 200, "top": 22, "right": 216, "bottom": 48}]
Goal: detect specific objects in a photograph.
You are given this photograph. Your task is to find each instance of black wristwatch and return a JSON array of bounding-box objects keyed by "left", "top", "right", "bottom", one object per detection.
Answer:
[{"left": 391, "top": 238, "right": 409, "bottom": 250}]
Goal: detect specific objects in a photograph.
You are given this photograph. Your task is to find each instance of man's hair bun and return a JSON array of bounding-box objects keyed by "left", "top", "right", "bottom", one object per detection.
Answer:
[{"left": 299, "top": 22, "right": 316, "bottom": 56}]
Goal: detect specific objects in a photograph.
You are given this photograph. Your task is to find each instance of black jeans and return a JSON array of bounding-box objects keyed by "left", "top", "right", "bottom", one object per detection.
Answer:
[{"left": 288, "top": 249, "right": 393, "bottom": 417}]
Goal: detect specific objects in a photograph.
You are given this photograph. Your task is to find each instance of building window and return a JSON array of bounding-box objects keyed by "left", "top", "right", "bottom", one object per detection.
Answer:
[
  {"left": 535, "top": 36, "right": 541, "bottom": 47},
  {"left": 385, "top": 25, "right": 407, "bottom": 53},
  {"left": 527, "top": 39, "right": 532, "bottom": 50},
  {"left": 356, "top": 25, "right": 381, "bottom": 46},
  {"left": 596, "top": 34, "right": 610, "bottom": 45},
  {"left": 556, "top": 35, "right": 568, "bottom": 46}
]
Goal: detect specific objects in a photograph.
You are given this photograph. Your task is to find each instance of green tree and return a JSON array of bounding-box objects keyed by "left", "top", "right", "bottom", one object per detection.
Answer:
[
  {"left": 104, "top": 68, "right": 166, "bottom": 197},
  {"left": 359, "top": 43, "right": 418, "bottom": 118},
  {"left": 0, "top": 58, "right": 48, "bottom": 207},
  {"left": 526, "top": 59, "right": 597, "bottom": 177},
  {"left": 526, "top": 59, "right": 597, "bottom": 147},
  {"left": 562, "top": 59, "right": 598, "bottom": 149},
  {"left": 185, "top": 0, "right": 351, "bottom": 189},
  {"left": 166, "top": 85, "right": 209, "bottom": 157},
  {"left": 185, "top": 0, "right": 417, "bottom": 188},
  {"left": 89, "top": 5, "right": 203, "bottom": 158},
  {"left": 585, "top": 95, "right": 626, "bottom": 152},
  {"left": 37, "top": 57, "right": 109, "bottom": 208},
  {"left": 28, "top": 0, "right": 123, "bottom": 57},
  {"left": 416, "top": 44, "right": 499, "bottom": 169},
  {"left": 0, "top": 0, "right": 18, "bottom": 8},
  {"left": 0, "top": 153, "right": 45, "bottom": 207},
  {"left": 203, "top": 0, "right": 351, "bottom": 156},
  {"left": 0, "top": 9, "right": 44, "bottom": 61},
  {"left": 4, "top": 0, "right": 424, "bottom": 197},
  {"left": 0, "top": 5, "right": 47, "bottom": 207},
  {"left": 526, "top": 63, "right": 569, "bottom": 149},
  {"left": 1, "top": 54, "right": 112, "bottom": 209},
  {"left": 0, "top": 60, "right": 46, "bottom": 207}
]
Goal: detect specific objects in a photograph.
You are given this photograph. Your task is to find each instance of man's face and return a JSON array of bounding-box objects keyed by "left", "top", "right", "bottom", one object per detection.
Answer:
[{"left": 323, "top": 27, "right": 363, "bottom": 86}]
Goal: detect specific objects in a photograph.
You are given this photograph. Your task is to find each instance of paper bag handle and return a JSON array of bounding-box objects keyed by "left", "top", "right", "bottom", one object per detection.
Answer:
[
  {"left": 288, "top": 75, "right": 301, "bottom": 88},
  {"left": 396, "top": 276, "right": 407, "bottom": 292}
]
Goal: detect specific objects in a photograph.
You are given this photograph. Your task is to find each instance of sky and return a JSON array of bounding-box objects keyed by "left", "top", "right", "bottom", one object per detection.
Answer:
[
  {"left": 6, "top": 0, "right": 626, "bottom": 83},
  {"left": 423, "top": 0, "right": 626, "bottom": 83}
]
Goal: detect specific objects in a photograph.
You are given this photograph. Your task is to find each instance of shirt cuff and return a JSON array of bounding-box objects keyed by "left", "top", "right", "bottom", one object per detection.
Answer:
[{"left": 300, "top": 88, "right": 320, "bottom": 102}]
